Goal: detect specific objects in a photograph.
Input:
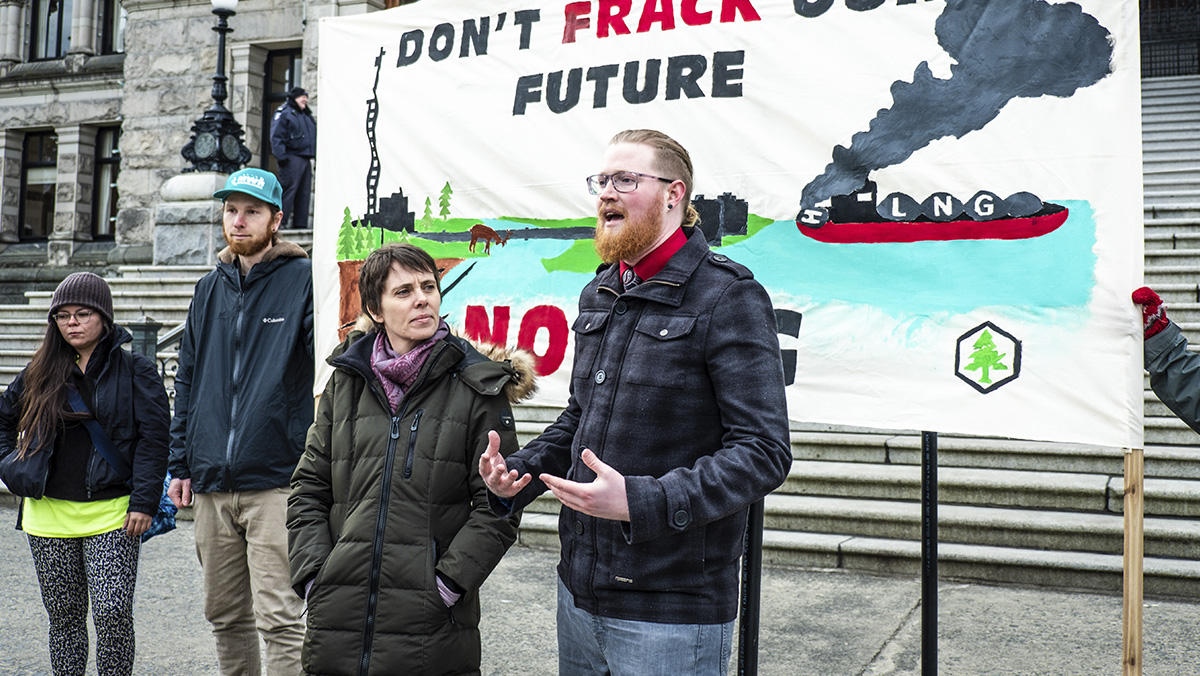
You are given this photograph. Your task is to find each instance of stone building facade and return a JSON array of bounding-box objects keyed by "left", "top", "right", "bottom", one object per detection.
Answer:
[{"left": 0, "top": 0, "right": 410, "bottom": 301}]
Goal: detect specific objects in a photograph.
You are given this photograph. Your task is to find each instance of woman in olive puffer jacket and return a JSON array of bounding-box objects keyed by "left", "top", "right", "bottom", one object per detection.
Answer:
[{"left": 287, "top": 244, "right": 536, "bottom": 676}]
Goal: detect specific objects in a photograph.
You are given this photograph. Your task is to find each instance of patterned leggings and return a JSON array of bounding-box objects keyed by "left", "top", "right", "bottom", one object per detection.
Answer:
[{"left": 27, "top": 528, "right": 141, "bottom": 676}]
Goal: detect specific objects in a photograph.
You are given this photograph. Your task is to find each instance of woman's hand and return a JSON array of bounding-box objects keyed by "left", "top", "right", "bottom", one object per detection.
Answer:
[{"left": 124, "top": 511, "right": 152, "bottom": 539}]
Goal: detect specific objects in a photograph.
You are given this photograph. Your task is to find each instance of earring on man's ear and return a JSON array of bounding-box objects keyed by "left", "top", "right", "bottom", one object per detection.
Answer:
[{"left": 667, "top": 203, "right": 674, "bottom": 210}]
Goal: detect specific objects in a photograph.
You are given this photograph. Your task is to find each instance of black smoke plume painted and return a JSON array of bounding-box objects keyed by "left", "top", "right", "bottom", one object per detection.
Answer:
[{"left": 799, "top": 0, "right": 1113, "bottom": 211}]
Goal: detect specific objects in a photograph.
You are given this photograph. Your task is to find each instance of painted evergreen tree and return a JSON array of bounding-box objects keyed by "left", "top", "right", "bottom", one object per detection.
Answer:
[
  {"left": 335, "top": 208, "right": 356, "bottom": 260},
  {"left": 419, "top": 196, "right": 434, "bottom": 230},
  {"left": 438, "top": 182, "right": 453, "bottom": 219},
  {"left": 964, "top": 330, "right": 1008, "bottom": 385}
]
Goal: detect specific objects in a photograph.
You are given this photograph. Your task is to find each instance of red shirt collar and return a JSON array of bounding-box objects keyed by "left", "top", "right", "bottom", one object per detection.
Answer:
[{"left": 620, "top": 227, "right": 688, "bottom": 282}]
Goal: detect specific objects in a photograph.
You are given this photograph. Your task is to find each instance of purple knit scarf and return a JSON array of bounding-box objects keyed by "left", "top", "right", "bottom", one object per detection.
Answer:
[{"left": 371, "top": 320, "right": 450, "bottom": 413}]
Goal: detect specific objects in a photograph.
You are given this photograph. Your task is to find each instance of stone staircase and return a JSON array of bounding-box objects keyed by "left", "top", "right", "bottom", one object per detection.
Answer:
[{"left": 4, "top": 78, "right": 1200, "bottom": 596}]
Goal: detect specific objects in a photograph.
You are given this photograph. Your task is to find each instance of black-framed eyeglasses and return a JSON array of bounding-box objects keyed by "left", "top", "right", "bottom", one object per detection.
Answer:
[
  {"left": 53, "top": 309, "right": 97, "bottom": 325},
  {"left": 586, "top": 172, "right": 675, "bottom": 195}
]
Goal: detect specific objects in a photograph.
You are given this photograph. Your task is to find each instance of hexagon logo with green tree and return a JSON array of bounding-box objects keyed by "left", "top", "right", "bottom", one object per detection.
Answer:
[{"left": 955, "top": 321, "right": 1021, "bottom": 394}]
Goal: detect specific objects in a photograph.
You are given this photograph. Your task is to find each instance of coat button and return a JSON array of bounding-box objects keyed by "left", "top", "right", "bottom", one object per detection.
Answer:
[
  {"left": 614, "top": 301, "right": 627, "bottom": 315},
  {"left": 595, "top": 370, "right": 606, "bottom": 384},
  {"left": 659, "top": 329, "right": 668, "bottom": 336},
  {"left": 713, "top": 254, "right": 728, "bottom": 262},
  {"left": 574, "top": 521, "right": 584, "bottom": 535},
  {"left": 673, "top": 510, "right": 690, "bottom": 527}
]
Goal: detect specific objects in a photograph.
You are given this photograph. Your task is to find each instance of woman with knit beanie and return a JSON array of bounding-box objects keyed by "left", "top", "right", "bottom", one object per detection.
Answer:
[{"left": 0, "top": 271, "right": 171, "bottom": 676}]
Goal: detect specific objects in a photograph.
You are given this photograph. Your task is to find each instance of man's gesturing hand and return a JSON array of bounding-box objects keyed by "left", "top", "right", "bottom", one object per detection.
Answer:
[
  {"left": 540, "top": 448, "right": 630, "bottom": 522},
  {"left": 478, "top": 430, "right": 532, "bottom": 498}
]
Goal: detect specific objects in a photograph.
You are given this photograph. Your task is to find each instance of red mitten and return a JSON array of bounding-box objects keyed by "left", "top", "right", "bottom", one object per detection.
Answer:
[{"left": 1132, "top": 286, "right": 1168, "bottom": 340}]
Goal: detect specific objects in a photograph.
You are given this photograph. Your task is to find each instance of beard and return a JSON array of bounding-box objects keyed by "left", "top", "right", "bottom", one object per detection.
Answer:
[
  {"left": 224, "top": 226, "right": 274, "bottom": 258},
  {"left": 594, "top": 206, "right": 663, "bottom": 264}
]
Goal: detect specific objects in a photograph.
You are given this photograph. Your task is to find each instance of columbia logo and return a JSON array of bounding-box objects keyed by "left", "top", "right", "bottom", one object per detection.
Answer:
[
  {"left": 263, "top": 317, "right": 285, "bottom": 324},
  {"left": 234, "top": 175, "right": 267, "bottom": 189}
]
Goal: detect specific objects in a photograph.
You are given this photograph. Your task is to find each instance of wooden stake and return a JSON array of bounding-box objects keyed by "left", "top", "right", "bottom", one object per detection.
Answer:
[{"left": 1123, "top": 447, "right": 1144, "bottom": 676}]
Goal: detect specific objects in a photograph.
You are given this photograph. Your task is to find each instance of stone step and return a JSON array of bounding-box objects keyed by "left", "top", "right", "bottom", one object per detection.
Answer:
[
  {"left": 1144, "top": 157, "right": 1200, "bottom": 175},
  {"left": 0, "top": 335, "right": 42, "bottom": 351},
  {"left": 1144, "top": 217, "right": 1200, "bottom": 235},
  {"left": 1145, "top": 265, "right": 1200, "bottom": 285},
  {"left": 779, "top": 460, "right": 1200, "bottom": 517},
  {"left": 1145, "top": 189, "right": 1200, "bottom": 206},
  {"left": 1143, "top": 137, "right": 1200, "bottom": 153},
  {"left": 114, "top": 265, "right": 211, "bottom": 280},
  {"left": 514, "top": 513, "right": 1200, "bottom": 597},
  {"left": 24, "top": 289, "right": 196, "bottom": 305},
  {"left": 1139, "top": 283, "right": 1200, "bottom": 303},
  {"left": 103, "top": 279, "right": 206, "bottom": 295},
  {"left": 1144, "top": 232, "right": 1200, "bottom": 250},
  {"left": 1146, "top": 206, "right": 1200, "bottom": 223},
  {"left": 1143, "top": 123, "right": 1200, "bottom": 140},
  {"left": 1143, "top": 174, "right": 1200, "bottom": 191},
  {"left": 1142, "top": 108, "right": 1200, "bottom": 125}
]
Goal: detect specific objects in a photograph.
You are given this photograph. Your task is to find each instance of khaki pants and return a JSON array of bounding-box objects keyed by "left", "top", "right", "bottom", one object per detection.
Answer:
[{"left": 194, "top": 488, "right": 304, "bottom": 676}]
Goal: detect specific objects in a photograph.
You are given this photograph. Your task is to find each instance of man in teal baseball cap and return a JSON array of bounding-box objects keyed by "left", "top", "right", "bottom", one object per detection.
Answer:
[
  {"left": 212, "top": 168, "right": 288, "bottom": 275},
  {"left": 214, "top": 167, "right": 284, "bottom": 210},
  {"left": 169, "top": 165, "right": 312, "bottom": 674}
]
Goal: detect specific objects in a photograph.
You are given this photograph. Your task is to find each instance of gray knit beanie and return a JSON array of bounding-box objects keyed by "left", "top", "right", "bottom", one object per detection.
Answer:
[{"left": 49, "top": 272, "right": 113, "bottom": 325}]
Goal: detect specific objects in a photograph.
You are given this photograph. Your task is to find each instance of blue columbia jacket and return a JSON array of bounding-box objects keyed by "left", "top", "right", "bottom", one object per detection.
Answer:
[{"left": 168, "top": 240, "right": 314, "bottom": 493}]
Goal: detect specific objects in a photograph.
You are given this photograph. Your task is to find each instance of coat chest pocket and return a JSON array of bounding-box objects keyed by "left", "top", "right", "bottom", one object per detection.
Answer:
[
  {"left": 624, "top": 315, "right": 699, "bottom": 389},
  {"left": 570, "top": 311, "right": 609, "bottom": 381}
]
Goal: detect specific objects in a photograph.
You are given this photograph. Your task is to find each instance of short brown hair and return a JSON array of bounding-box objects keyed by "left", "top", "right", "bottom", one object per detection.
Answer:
[
  {"left": 358, "top": 243, "right": 441, "bottom": 327},
  {"left": 609, "top": 129, "right": 699, "bottom": 228}
]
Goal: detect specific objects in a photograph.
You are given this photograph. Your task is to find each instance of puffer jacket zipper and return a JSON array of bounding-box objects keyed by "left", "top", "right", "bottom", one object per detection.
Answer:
[{"left": 358, "top": 355, "right": 437, "bottom": 676}]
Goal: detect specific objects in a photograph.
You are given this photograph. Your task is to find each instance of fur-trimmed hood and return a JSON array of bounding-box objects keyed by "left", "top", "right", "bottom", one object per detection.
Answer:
[{"left": 346, "top": 314, "right": 537, "bottom": 404}]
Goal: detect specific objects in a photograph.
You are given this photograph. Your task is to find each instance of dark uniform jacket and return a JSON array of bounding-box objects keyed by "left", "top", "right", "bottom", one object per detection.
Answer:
[
  {"left": 494, "top": 226, "right": 792, "bottom": 624},
  {"left": 288, "top": 329, "right": 536, "bottom": 676},
  {"left": 168, "top": 240, "right": 314, "bottom": 493},
  {"left": 0, "top": 325, "right": 170, "bottom": 516},
  {"left": 270, "top": 99, "right": 316, "bottom": 161}
]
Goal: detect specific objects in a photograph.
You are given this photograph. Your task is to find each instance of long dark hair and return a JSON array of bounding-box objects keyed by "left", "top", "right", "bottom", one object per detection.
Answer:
[{"left": 16, "top": 319, "right": 109, "bottom": 458}]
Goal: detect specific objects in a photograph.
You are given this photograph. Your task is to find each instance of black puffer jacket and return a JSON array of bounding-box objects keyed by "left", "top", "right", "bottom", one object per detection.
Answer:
[
  {"left": 168, "top": 240, "right": 314, "bottom": 493},
  {"left": 288, "top": 328, "right": 536, "bottom": 676},
  {"left": 0, "top": 325, "right": 171, "bottom": 517}
]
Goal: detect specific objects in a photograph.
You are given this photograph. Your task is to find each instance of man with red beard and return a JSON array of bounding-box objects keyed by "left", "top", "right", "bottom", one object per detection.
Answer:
[
  {"left": 481, "top": 130, "right": 791, "bottom": 675},
  {"left": 168, "top": 168, "right": 312, "bottom": 676}
]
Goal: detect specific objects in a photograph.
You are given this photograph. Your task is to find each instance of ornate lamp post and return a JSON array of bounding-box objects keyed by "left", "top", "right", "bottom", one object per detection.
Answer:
[{"left": 181, "top": 0, "right": 253, "bottom": 173}]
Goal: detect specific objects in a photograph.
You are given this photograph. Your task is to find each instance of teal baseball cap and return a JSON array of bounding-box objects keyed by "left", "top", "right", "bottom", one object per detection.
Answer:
[{"left": 213, "top": 168, "right": 283, "bottom": 210}]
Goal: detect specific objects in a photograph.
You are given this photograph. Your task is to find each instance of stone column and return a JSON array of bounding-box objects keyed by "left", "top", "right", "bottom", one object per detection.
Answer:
[
  {"left": 0, "top": 0, "right": 22, "bottom": 73},
  {"left": 0, "top": 130, "right": 21, "bottom": 243},
  {"left": 69, "top": 0, "right": 97, "bottom": 55},
  {"left": 230, "top": 43, "right": 267, "bottom": 165},
  {"left": 153, "top": 172, "right": 226, "bottom": 265},
  {"left": 337, "top": 0, "right": 385, "bottom": 16},
  {"left": 49, "top": 125, "right": 97, "bottom": 266}
]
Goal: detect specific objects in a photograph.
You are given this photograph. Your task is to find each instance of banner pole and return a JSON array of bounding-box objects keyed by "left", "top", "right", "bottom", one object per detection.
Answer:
[
  {"left": 1123, "top": 447, "right": 1144, "bottom": 676},
  {"left": 921, "top": 430, "right": 938, "bottom": 676},
  {"left": 738, "top": 498, "right": 765, "bottom": 676}
]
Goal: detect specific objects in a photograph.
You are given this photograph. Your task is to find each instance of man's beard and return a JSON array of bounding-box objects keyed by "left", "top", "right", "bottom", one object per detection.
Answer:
[
  {"left": 224, "top": 227, "right": 274, "bottom": 258},
  {"left": 594, "top": 207, "right": 662, "bottom": 264}
]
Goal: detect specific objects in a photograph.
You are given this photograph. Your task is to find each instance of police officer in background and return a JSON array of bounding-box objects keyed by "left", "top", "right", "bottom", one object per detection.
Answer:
[{"left": 270, "top": 86, "right": 317, "bottom": 230}]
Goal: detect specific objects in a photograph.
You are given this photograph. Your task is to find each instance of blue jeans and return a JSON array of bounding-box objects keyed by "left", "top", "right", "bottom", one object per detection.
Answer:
[{"left": 556, "top": 577, "right": 734, "bottom": 676}]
